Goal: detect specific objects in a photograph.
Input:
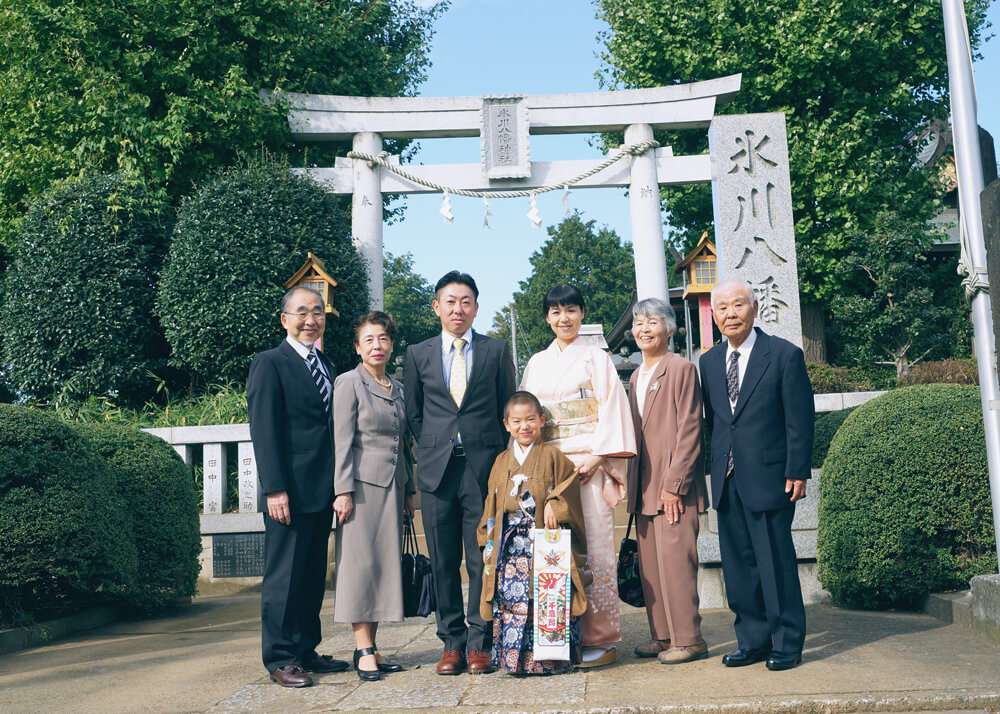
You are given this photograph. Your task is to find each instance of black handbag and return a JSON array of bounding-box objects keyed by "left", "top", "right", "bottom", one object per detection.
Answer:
[
  {"left": 617, "top": 514, "right": 645, "bottom": 607},
  {"left": 401, "top": 514, "right": 436, "bottom": 617}
]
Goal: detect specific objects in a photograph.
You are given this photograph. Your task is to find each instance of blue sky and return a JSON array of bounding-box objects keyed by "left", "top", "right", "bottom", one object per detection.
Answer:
[{"left": 383, "top": 0, "right": 1000, "bottom": 330}]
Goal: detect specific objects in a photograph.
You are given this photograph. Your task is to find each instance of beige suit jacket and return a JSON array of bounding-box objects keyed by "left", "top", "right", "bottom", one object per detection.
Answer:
[{"left": 626, "top": 352, "right": 707, "bottom": 516}]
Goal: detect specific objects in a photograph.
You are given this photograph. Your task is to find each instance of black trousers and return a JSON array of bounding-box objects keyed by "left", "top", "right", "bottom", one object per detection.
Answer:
[
  {"left": 261, "top": 508, "right": 333, "bottom": 672},
  {"left": 717, "top": 476, "right": 806, "bottom": 656},
  {"left": 420, "top": 453, "right": 488, "bottom": 652}
]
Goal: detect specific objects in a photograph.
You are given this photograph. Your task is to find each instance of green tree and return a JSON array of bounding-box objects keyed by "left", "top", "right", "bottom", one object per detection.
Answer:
[
  {"left": 383, "top": 251, "right": 439, "bottom": 358},
  {"left": 597, "top": 0, "right": 992, "bottom": 305},
  {"left": 0, "top": 0, "right": 442, "bottom": 252},
  {"left": 156, "top": 160, "right": 368, "bottom": 386},
  {"left": 829, "top": 211, "right": 968, "bottom": 382},
  {"left": 491, "top": 213, "right": 636, "bottom": 356},
  {"left": 1, "top": 174, "right": 171, "bottom": 404}
]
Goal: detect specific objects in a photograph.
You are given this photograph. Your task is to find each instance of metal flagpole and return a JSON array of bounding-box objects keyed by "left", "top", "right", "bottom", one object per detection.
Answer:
[{"left": 942, "top": 0, "right": 1000, "bottom": 570}]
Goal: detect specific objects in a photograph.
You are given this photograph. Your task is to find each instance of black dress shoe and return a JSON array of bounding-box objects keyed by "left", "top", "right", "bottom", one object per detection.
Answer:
[
  {"left": 375, "top": 655, "right": 404, "bottom": 673},
  {"left": 722, "top": 647, "right": 771, "bottom": 667},
  {"left": 301, "top": 654, "right": 350, "bottom": 673},
  {"left": 766, "top": 652, "right": 802, "bottom": 671},
  {"left": 353, "top": 647, "right": 382, "bottom": 682}
]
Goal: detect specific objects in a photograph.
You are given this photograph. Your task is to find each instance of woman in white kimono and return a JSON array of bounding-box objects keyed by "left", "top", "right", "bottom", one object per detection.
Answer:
[{"left": 519, "top": 284, "right": 636, "bottom": 668}]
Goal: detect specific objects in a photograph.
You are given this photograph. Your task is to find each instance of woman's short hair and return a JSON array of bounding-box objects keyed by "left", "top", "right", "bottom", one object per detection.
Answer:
[
  {"left": 632, "top": 297, "right": 677, "bottom": 335},
  {"left": 353, "top": 310, "right": 397, "bottom": 342},
  {"left": 542, "top": 284, "right": 586, "bottom": 316}
]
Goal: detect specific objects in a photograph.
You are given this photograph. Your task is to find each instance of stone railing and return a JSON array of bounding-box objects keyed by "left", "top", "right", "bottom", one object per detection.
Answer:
[{"left": 143, "top": 424, "right": 264, "bottom": 536}]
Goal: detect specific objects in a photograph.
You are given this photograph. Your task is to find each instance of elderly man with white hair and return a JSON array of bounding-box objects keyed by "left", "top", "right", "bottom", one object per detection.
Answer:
[{"left": 699, "top": 279, "right": 814, "bottom": 672}]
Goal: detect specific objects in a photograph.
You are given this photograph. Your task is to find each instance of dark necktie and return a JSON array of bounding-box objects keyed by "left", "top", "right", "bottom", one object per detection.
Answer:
[
  {"left": 307, "top": 350, "right": 331, "bottom": 415},
  {"left": 726, "top": 350, "right": 740, "bottom": 476}
]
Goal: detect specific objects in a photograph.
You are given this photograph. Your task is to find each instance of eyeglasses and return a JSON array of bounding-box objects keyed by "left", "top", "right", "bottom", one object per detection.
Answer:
[{"left": 282, "top": 309, "right": 326, "bottom": 320}]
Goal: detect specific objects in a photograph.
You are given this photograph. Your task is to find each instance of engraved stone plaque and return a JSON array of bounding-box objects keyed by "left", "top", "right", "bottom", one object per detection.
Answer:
[
  {"left": 709, "top": 113, "right": 803, "bottom": 347},
  {"left": 213, "top": 533, "right": 265, "bottom": 577},
  {"left": 480, "top": 95, "right": 530, "bottom": 179},
  {"left": 237, "top": 441, "right": 259, "bottom": 514}
]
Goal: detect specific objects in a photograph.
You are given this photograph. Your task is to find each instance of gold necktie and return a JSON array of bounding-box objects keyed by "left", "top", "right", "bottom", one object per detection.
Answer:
[{"left": 449, "top": 337, "right": 467, "bottom": 407}]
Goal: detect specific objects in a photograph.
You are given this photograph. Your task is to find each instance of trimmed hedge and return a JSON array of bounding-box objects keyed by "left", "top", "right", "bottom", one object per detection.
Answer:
[
  {"left": 0, "top": 174, "right": 171, "bottom": 404},
  {"left": 157, "top": 161, "right": 369, "bottom": 386},
  {"left": 78, "top": 424, "right": 201, "bottom": 609},
  {"left": 812, "top": 408, "right": 855, "bottom": 468},
  {"left": 0, "top": 406, "right": 137, "bottom": 626},
  {"left": 818, "top": 385, "right": 997, "bottom": 609}
]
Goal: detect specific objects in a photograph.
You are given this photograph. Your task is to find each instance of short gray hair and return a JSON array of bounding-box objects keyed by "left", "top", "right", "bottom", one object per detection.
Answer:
[
  {"left": 632, "top": 297, "right": 677, "bottom": 334},
  {"left": 281, "top": 286, "right": 325, "bottom": 312},
  {"left": 710, "top": 279, "right": 757, "bottom": 308}
]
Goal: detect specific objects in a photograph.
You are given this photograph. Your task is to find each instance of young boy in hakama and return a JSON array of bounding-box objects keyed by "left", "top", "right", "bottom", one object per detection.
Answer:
[{"left": 478, "top": 391, "right": 588, "bottom": 675}]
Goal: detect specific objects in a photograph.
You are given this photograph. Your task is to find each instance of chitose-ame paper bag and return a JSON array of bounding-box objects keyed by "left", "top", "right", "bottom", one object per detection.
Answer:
[{"left": 532, "top": 528, "right": 573, "bottom": 661}]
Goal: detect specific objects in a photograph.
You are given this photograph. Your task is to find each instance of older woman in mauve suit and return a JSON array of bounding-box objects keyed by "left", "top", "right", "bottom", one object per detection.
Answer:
[
  {"left": 332, "top": 311, "right": 414, "bottom": 682},
  {"left": 626, "top": 297, "right": 709, "bottom": 665}
]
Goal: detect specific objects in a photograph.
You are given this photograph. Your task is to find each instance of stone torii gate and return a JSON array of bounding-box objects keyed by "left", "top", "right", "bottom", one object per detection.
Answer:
[{"left": 283, "top": 74, "right": 804, "bottom": 346}]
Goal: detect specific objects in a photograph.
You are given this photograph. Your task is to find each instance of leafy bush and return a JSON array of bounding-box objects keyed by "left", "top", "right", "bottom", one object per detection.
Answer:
[
  {"left": 56, "top": 385, "right": 248, "bottom": 428},
  {"left": 0, "top": 405, "right": 137, "bottom": 626},
  {"left": 902, "top": 359, "right": 978, "bottom": 386},
  {"left": 818, "top": 385, "right": 996, "bottom": 609},
  {"left": 157, "top": 161, "right": 368, "bottom": 386},
  {"left": 0, "top": 174, "right": 172, "bottom": 404},
  {"left": 812, "top": 408, "right": 855, "bottom": 468},
  {"left": 77, "top": 424, "right": 201, "bottom": 609},
  {"left": 806, "top": 363, "right": 875, "bottom": 394}
]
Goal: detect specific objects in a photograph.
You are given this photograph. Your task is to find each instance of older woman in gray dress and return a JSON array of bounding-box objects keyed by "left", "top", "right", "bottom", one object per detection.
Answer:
[{"left": 332, "top": 311, "right": 414, "bottom": 682}]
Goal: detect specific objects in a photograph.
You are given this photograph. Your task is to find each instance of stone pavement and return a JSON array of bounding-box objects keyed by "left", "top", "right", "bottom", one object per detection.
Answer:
[{"left": 1, "top": 593, "right": 999, "bottom": 714}]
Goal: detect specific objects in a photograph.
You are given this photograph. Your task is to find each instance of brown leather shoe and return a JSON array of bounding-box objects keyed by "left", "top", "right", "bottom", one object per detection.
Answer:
[
  {"left": 658, "top": 642, "right": 709, "bottom": 665},
  {"left": 634, "top": 639, "right": 670, "bottom": 658},
  {"left": 435, "top": 648, "right": 467, "bottom": 675},
  {"left": 269, "top": 664, "right": 313, "bottom": 688},
  {"left": 466, "top": 649, "right": 495, "bottom": 675}
]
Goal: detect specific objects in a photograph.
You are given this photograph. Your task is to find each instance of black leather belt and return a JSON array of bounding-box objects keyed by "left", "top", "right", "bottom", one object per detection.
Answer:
[{"left": 452, "top": 444, "right": 466, "bottom": 457}]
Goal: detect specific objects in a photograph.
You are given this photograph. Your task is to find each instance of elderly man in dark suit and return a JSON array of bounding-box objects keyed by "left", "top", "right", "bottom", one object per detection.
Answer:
[
  {"left": 404, "top": 271, "right": 517, "bottom": 676},
  {"left": 247, "top": 286, "right": 349, "bottom": 687},
  {"left": 699, "top": 279, "right": 814, "bottom": 672}
]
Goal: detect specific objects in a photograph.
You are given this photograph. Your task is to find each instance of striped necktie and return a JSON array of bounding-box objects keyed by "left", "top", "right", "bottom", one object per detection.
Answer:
[
  {"left": 307, "top": 350, "right": 331, "bottom": 414},
  {"left": 726, "top": 350, "right": 740, "bottom": 476}
]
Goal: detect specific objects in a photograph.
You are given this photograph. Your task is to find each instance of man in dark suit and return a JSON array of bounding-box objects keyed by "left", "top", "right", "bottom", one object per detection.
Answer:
[
  {"left": 699, "top": 279, "right": 814, "bottom": 672},
  {"left": 247, "top": 286, "right": 349, "bottom": 687},
  {"left": 405, "top": 271, "right": 516, "bottom": 675}
]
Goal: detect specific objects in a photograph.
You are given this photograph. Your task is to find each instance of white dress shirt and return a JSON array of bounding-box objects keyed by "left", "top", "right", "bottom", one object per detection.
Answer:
[
  {"left": 285, "top": 335, "right": 330, "bottom": 379},
  {"left": 440, "top": 328, "right": 474, "bottom": 383},
  {"left": 724, "top": 328, "right": 757, "bottom": 413}
]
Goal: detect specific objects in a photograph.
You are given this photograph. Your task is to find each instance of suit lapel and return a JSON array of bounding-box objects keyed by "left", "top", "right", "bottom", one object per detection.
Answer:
[
  {"left": 461, "top": 332, "right": 487, "bottom": 407},
  {"left": 426, "top": 334, "right": 446, "bottom": 390},
  {"left": 713, "top": 346, "right": 730, "bottom": 419},
  {"left": 280, "top": 341, "right": 325, "bottom": 414},
  {"left": 732, "top": 329, "right": 771, "bottom": 421}
]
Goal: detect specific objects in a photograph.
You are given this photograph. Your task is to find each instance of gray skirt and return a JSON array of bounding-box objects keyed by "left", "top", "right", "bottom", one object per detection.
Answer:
[{"left": 333, "top": 477, "right": 405, "bottom": 623}]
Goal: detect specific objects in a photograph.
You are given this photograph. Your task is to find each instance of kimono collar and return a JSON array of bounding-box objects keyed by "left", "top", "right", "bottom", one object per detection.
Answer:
[
  {"left": 512, "top": 440, "right": 534, "bottom": 465},
  {"left": 548, "top": 337, "right": 585, "bottom": 357}
]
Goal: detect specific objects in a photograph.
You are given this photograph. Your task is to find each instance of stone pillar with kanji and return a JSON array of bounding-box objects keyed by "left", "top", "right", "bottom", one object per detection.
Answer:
[{"left": 709, "top": 113, "right": 804, "bottom": 347}]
